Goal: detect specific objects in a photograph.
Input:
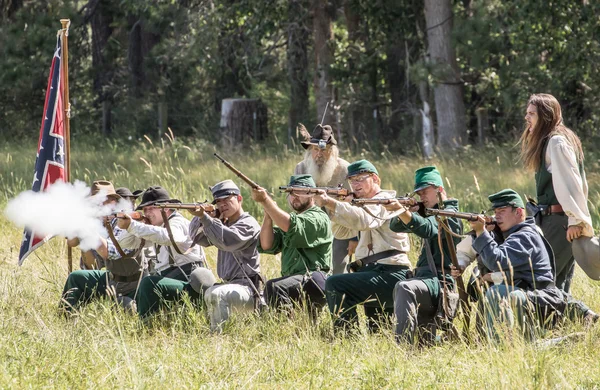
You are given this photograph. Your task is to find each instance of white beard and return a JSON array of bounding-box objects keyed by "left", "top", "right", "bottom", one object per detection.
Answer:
[{"left": 303, "top": 152, "right": 338, "bottom": 187}]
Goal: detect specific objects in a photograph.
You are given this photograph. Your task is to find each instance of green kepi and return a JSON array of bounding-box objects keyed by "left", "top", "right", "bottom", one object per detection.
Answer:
[
  {"left": 346, "top": 160, "right": 378, "bottom": 178},
  {"left": 288, "top": 174, "right": 316, "bottom": 188},
  {"left": 413, "top": 166, "right": 444, "bottom": 192},
  {"left": 488, "top": 188, "right": 525, "bottom": 209}
]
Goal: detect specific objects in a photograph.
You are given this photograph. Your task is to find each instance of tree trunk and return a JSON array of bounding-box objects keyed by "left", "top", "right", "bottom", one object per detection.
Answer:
[
  {"left": 287, "top": 0, "right": 310, "bottom": 147},
  {"left": 343, "top": 0, "right": 362, "bottom": 149},
  {"left": 476, "top": 107, "right": 489, "bottom": 146},
  {"left": 102, "top": 100, "right": 112, "bottom": 137},
  {"left": 424, "top": 0, "right": 467, "bottom": 149},
  {"left": 311, "top": 0, "right": 336, "bottom": 128},
  {"left": 220, "top": 99, "right": 268, "bottom": 148},
  {"left": 158, "top": 101, "right": 168, "bottom": 138},
  {"left": 419, "top": 81, "right": 434, "bottom": 159}
]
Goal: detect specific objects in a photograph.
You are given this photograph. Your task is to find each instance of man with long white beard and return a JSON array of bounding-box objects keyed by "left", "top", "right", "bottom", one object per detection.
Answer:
[{"left": 295, "top": 124, "right": 354, "bottom": 274}]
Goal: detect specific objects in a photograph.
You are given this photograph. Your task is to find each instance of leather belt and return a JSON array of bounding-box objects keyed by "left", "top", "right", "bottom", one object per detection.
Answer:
[
  {"left": 546, "top": 204, "right": 564, "bottom": 215},
  {"left": 110, "top": 272, "right": 141, "bottom": 283}
]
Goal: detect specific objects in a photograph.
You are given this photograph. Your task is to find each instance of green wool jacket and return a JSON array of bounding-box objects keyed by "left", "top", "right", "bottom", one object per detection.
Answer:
[
  {"left": 259, "top": 206, "right": 333, "bottom": 277},
  {"left": 389, "top": 199, "right": 463, "bottom": 300}
]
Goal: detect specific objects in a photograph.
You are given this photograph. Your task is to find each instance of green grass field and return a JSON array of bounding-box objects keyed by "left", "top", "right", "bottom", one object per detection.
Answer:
[{"left": 1, "top": 137, "right": 600, "bottom": 388}]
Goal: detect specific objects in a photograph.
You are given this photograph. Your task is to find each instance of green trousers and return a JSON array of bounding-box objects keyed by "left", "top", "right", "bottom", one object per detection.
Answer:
[
  {"left": 136, "top": 275, "right": 200, "bottom": 318},
  {"left": 326, "top": 263, "right": 411, "bottom": 329},
  {"left": 59, "top": 270, "right": 135, "bottom": 312}
]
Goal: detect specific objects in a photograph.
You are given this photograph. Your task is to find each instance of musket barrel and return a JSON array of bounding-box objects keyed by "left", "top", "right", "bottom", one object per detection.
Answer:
[
  {"left": 279, "top": 185, "right": 351, "bottom": 197},
  {"left": 351, "top": 197, "right": 417, "bottom": 206},
  {"left": 111, "top": 211, "right": 143, "bottom": 220},
  {"left": 425, "top": 208, "right": 495, "bottom": 224},
  {"left": 214, "top": 153, "right": 259, "bottom": 189},
  {"left": 155, "top": 202, "right": 216, "bottom": 212}
]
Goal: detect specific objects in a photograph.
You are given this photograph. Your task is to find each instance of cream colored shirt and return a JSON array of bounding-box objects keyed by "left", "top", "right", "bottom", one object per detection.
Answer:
[
  {"left": 545, "top": 135, "right": 594, "bottom": 237},
  {"left": 329, "top": 190, "right": 411, "bottom": 266}
]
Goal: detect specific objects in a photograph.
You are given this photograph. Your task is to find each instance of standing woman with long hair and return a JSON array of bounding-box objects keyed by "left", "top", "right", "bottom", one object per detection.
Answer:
[{"left": 520, "top": 93, "right": 594, "bottom": 293}]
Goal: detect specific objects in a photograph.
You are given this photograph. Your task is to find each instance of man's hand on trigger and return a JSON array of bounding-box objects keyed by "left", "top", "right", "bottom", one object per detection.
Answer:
[
  {"left": 189, "top": 205, "right": 206, "bottom": 218},
  {"left": 469, "top": 215, "right": 486, "bottom": 236},
  {"left": 313, "top": 189, "right": 329, "bottom": 207}
]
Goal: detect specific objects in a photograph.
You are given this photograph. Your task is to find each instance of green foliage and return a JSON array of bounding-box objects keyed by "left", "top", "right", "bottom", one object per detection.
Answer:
[
  {"left": 454, "top": 0, "right": 600, "bottom": 141},
  {"left": 2, "top": 0, "right": 600, "bottom": 151}
]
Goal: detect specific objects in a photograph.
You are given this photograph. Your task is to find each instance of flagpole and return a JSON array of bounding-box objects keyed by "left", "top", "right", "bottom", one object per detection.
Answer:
[{"left": 60, "top": 19, "right": 72, "bottom": 274}]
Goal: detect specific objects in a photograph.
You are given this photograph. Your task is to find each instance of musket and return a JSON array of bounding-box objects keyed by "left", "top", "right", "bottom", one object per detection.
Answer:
[
  {"left": 425, "top": 208, "right": 496, "bottom": 225},
  {"left": 110, "top": 211, "right": 145, "bottom": 221},
  {"left": 155, "top": 202, "right": 218, "bottom": 213},
  {"left": 351, "top": 197, "right": 419, "bottom": 207},
  {"left": 279, "top": 185, "right": 352, "bottom": 199},
  {"left": 433, "top": 193, "right": 470, "bottom": 338},
  {"left": 214, "top": 153, "right": 260, "bottom": 189}
]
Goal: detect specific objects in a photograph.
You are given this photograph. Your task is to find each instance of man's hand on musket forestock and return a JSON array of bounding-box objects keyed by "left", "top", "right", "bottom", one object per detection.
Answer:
[
  {"left": 469, "top": 215, "right": 486, "bottom": 236},
  {"left": 116, "top": 212, "right": 132, "bottom": 230},
  {"left": 450, "top": 264, "right": 465, "bottom": 279},
  {"left": 251, "top": 186, "right": 270, "bottom": 204},
  {"left": 189, "top": 205, "right": 206, "bottom": 218},
  {"left": 383, "top": 199, "right": 406, "bottom": 213}
]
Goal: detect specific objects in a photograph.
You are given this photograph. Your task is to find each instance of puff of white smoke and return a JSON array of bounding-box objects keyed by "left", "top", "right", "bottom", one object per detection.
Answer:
[{"left": 4, "top": 180, "right": 134, "bottom": 251}]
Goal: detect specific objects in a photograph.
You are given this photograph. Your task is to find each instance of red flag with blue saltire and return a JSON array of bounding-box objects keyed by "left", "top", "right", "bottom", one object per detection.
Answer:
[{"left": 18, "top": 35, "right": 67, "bottom": 265}]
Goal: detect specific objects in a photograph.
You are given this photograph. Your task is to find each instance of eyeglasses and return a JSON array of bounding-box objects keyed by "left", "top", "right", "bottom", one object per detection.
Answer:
[{"left": 349, "top": 174, "right": 372, "bottom": 184}]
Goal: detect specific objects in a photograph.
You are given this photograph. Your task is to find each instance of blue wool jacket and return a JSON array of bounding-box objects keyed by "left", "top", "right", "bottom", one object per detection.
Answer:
[{"left": 472, "top": 217, "right": 554, "bottom": 288}]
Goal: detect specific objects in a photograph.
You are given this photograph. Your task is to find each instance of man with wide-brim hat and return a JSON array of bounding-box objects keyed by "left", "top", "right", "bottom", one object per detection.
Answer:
[
  {"left": 313, "top": 160, "right": 411, "bottom": 332},
  {"left": 252, "top": 174, "right": 332, "bottom": 315},
  {"left": 295, "top": 123, "right": 354, "bottom": 275},
  {"left": 60, "top": 180, "right": 147, "bottom": 314},
  {"left": 117, "top": 185, "right": 205, "bottom": 282},
  {"left": 70, "top": 180, "right": 122, "bottom": 270},
  {"left": 136, "top": 180, "right": 263, "bottom": 331},
  {"left": 386, "top": 166, "right": 463, "bottom": 343},
  {"left": 116, "top": 187, "right": 141, "bottom": 209}
]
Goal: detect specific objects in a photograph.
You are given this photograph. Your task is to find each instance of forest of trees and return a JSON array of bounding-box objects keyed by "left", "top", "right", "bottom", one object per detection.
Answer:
[{"left": 1, "top": 0, "right": 600, "bottom": 154}]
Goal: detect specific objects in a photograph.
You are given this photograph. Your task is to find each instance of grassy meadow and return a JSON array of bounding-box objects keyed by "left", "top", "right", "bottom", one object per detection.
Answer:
[{"left": 1, "top": 136, "right": 600, "bottom": 388}]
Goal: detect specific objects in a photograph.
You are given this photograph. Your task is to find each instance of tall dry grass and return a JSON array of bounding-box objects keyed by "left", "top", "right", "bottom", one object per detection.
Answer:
[{"left": 1, "top": 137, "right": 600, "bottom": 388}]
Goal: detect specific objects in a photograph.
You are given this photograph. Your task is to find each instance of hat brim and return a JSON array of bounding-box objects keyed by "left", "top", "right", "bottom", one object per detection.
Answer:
[
  {"left": 300, "top": 139, "right": 336, "bottom": 149},
  {"left": 413, "top": 183, "right": 439, "bottom": 193},
  {"left": 211, "top": 195, "right": 237, "bottom": 204},
  {"left": 136, "top": 198, "right": 181, "bottom": 211}
]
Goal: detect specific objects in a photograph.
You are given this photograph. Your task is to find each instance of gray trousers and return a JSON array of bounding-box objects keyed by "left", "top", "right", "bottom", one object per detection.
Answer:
[
  {"left": 332, "top": 238, "right": 352, "bottom": 275},
  {"left": 394, "top": 279, "right": 438, "bottom": 343}
]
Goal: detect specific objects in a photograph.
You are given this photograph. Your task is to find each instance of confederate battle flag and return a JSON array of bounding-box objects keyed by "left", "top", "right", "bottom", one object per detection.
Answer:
[{"left": 18, "top": 36, "right": 67, "bottom": 265}]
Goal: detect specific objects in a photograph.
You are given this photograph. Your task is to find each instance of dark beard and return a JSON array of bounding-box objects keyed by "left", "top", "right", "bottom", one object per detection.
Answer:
[{"left": 292, "top": 199, "right": 312, "bottom": 213}]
